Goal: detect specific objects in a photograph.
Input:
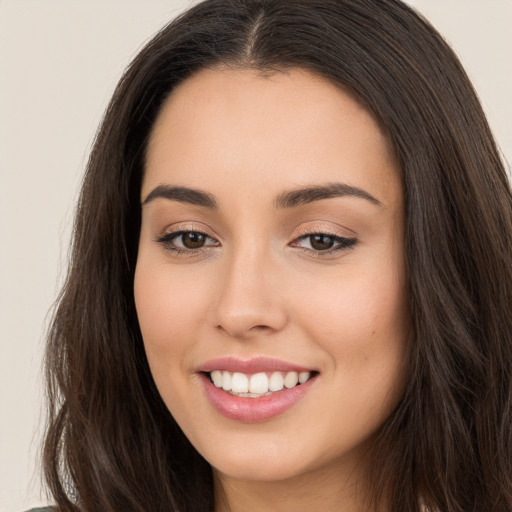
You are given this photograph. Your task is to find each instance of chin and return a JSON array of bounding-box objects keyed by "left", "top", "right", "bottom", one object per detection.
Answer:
[
  {"left": 213, "top": 457, "right": 310, "bottom": 483},
  {"left": 196, "top": 433, "right": 312, "bottom": 482}
]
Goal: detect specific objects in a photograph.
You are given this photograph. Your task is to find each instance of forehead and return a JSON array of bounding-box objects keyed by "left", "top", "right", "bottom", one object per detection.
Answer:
[{"left": 143, "top": 67, "right": 401, "bottom": 208}]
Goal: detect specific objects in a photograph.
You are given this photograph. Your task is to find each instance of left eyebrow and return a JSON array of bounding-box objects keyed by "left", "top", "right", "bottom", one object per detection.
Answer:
[
  {"left": 274, "top": 182, "right": 382, "bottom": 208},
  {"left": 142, "top": 185, "right": 217, "bottom": 208}
]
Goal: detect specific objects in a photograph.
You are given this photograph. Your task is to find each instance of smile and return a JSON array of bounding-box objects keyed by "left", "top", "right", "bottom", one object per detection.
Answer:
[
  {"left": 198, "top": 358, "right": 318, "bottom": 422},
  {"left": 209, "top": 370, "right": 313, "bottom": 397}
]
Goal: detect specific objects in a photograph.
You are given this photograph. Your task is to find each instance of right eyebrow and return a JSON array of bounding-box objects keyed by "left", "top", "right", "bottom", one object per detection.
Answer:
[
  {"left": 142, "top": 185, "right": 218, "bottom": 208},
  {"left": 273, "top": 182, "right": 382, "bottom": 209}
]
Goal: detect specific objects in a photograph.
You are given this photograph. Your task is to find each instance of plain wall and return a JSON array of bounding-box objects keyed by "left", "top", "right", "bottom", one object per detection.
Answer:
[{"left": 1, "top": 1, "right": 510, "bottom": 510}]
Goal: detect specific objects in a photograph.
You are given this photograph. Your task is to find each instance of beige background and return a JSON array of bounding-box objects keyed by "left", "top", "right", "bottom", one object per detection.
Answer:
[{"left": 1, "top": 1, "right": 510, "bottom": 510}]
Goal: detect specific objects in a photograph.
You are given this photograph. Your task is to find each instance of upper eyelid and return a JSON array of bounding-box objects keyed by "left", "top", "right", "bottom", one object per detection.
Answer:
[
  {"left": 291, "top": 233, "right": 356, "bottom": 247},
  {"left": 155, "top": 223, "right": 356, "bottom": 245},
  {"left": 160, "top": 230, "right": 216, "bottom": 240},
  {"left": 294, "top": 229, "right": 344, "bottom": 238},
  {"left": 157, "top": 231, "right": 355, "bottom": 253},
  {"left": 292, "top": 225, "right": 356, "bottom": 241},
  {"left": 158, "top": 230, "right": 219, "bottom": 245},
  {"left": 291, "top": 218, "right": 356, "bottom": 234},
  {"left": 159, "top": 223, "right": 219, "bottom": 239},
  {"left": 158, "top": 229, "right": 351, "bottom": 241}
]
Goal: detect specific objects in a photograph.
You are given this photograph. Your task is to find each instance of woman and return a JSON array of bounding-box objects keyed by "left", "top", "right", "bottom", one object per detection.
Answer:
[{"left": 33, "top": 0, "right": 512, "bottom": 511}]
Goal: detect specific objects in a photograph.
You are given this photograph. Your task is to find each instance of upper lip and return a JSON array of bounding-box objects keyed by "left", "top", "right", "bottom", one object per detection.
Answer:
[{"left": 197, "top": 357, "right": 315, "bottom": 374}]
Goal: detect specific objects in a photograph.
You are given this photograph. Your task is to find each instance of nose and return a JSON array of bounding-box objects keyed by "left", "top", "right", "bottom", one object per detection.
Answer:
[{"left": 213, "top": 245, "right": 288, "bottom": 339}]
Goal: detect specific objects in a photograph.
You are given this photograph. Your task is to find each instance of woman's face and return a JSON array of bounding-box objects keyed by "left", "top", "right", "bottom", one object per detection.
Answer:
[{"left": 135, "top": 68, "right": 409, "bottom": 486}]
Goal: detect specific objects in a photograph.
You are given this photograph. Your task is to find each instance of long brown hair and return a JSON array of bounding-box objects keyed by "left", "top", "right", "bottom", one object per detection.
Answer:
[{"left": 43, "top": 1, "right": 512, "bottom": 510}]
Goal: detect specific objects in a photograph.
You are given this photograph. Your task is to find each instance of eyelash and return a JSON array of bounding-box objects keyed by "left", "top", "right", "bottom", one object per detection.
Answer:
[
  {"left": 156, "top": 230, "right": 219, "bottom": 256},
  {"left": 290, "top": 232, "right": 357, "bottom": 255},
  {"left": 156, "top": 229, "right": 357, "bottom": 257}
]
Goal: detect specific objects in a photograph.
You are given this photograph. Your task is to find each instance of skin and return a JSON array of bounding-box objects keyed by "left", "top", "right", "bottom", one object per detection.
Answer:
[{"left": 134, "top": 67, "right": 410, "bottom": 512}]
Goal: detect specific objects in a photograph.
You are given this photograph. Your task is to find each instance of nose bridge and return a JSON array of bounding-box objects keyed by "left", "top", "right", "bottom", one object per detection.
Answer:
[{"left": 214, "top": 239, "right": 287, "bottom": 338}]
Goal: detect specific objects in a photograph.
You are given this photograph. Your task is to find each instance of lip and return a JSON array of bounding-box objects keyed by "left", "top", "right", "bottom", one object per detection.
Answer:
[
  {"left": 198, "top": 356, "right": 314, "bottom": 374},
  {"left": 198, "top": 357, "right": 318, "bottom": 423}
]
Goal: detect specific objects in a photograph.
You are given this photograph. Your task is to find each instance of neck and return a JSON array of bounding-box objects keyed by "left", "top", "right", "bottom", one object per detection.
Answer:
[{"left": 213, "top": 460, "right": 387, "bottom": 512}]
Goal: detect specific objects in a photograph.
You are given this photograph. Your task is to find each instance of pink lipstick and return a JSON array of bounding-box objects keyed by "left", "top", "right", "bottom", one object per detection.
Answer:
[{"left": 198, "top": 357, "right": 318, "bottom": 422}]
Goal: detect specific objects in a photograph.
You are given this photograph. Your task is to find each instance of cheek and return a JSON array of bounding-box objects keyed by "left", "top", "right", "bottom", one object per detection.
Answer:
[
  {"left": 292, "top": 262, "right": 410, "bottom": 407},
  {"left": 134, "top": 261, "right": 210, "bottom": 369},
  {"left": 298, "top": 274, "right": 409, "bottom": 425},
  {"left": 295, "top": 268, "right": 408, "bottom": 346},
  {"left": 134, "top": 262, "right": 213, "bottom": 423}
]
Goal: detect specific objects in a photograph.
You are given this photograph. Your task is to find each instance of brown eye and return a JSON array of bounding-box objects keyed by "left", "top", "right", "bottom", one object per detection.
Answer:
[
  {"left": 157, "top": 230, "right": 219, "bottom": 253},
  {"left": 291, "top": 232, "right": 357, "bottom": 254},
  {"left": 309, "top": 234, "right": 335, "bottom": 251},
  {"left": 181, "top": 232, "right": 207, "bottom": 249}
]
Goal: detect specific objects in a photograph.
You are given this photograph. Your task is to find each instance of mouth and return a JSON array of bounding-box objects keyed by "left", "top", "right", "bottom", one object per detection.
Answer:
[
  {"left": 206, "top": 369, "right": 317, "bottom": 397},
  {"left": 198, "top": 358, "right": 319, "bottom": 422}
]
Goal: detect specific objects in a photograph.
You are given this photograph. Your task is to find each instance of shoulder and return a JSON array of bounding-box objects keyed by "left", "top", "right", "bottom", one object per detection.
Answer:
[{"left": 25, "top": 508, "right": 55, "bottom": 512}]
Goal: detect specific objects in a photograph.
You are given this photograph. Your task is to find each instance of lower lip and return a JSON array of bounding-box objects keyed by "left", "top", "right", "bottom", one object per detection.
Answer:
[{"left": 200, "top": 373, "right": 317, "bottom": 422}]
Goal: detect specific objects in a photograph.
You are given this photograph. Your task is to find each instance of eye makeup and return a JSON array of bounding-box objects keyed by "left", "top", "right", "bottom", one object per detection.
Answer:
[{"left": 155, "top": 227, "right": 357, "bottom": 258}]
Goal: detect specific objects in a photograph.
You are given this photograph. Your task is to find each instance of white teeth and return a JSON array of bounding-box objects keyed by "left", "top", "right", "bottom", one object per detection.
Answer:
[
  {"left": 299, "top": 371, "right": 310, "bottom": 384},
  {"left": 284, "top": 371, "right": 298, "bottom": 388},
  {"left": 231, "top": 372, "right": 249, "bottom": 393},
  {"left": 211, "top": 370, "right": 223, "bottom": 387},
  {"left": 209, "top": 370, "right": 313, "bottom": 396},
  {"left": 222, "top": 371, "right": 232, "bottom": 391},
  {"left": 249, "top": 372, "right": 269, "bottom": 394},
  {"left": 269, "top": 372, "right": 284, "bottom": 392}
]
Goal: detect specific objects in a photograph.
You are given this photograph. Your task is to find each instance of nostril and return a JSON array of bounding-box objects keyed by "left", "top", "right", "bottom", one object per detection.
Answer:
[
  {"left": 215, "top": 322, "right": 275, "bottom": 338},
  {"left": 251, "top": 325, "right": 271, "bottom": 331}
]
